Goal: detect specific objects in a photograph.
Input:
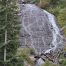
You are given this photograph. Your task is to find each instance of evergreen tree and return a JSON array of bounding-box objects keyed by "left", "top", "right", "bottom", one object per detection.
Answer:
[{"left": 0, "top": 0, "right": 20, "bottom": 65}]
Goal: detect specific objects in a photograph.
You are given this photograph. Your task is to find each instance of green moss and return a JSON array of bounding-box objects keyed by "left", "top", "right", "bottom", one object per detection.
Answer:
[
  {"left": 63, "top": 28, "right": 66, "bottom": 36},
  {"left": 16, "top": 48, "right": 35, "bottom": 66},
  {"left": 42, "top": 60, "right": 57, "bottom": 66}
]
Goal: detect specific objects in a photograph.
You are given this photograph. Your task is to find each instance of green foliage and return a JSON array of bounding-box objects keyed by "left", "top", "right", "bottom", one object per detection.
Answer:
[
  {"left": 58, "top": 53, "right": 66, "bottom": 66},
  {"left": 17, "top": 48, "right": 35, "bottom": 66},
  {"left": 43, "top": 60, "right": 50, "bottom": 66},
  {"left": 0, "top": 58, "right": 24, "bottom": 66},
  {"left": 57, "top": 8, "right": 66, "bottom": 36},
  {"left": 42, "top": 60, "right": 57, "bottom": 66},
  {"left": 60, "top": 59, "right": 66, "bottom": 66},
  {"left": 0, "top": 0, "right": 21, "bottom": 65}
]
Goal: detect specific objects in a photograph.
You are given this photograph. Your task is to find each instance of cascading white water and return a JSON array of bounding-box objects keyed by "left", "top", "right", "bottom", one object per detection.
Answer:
[
  {"left": 20, "top": 3, "right": 64, "bottom": 66},
  {"left": 35, "top": 10, "right": 64, "bottom": 66},
  {"left": 43, "top": 10, "right": 64, "bottom": 54}
]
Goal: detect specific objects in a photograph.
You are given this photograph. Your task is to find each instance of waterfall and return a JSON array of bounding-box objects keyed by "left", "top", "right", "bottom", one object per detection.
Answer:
[
  {"left": 43, "top": 10, "right": 64, "bottom": 54},
  {"left": 20, "top": 3, "right": 64, "bottom": 65}
]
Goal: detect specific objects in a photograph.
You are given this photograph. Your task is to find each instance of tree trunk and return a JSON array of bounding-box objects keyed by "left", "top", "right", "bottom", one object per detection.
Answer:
[
  {"left": 4, "top": 0, "right": 7, "bottom": 64},
  {"left": 4, "top": 30, "right": 7, "bottom": 65}
]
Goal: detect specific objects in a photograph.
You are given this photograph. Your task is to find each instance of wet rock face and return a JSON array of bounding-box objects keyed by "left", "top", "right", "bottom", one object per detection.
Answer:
[{"left": 19, "top": 4, "right": 53, "bottom": 54}]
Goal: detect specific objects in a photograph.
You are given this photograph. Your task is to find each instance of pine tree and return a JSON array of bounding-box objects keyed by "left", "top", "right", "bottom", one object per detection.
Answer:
[{"left": 0, "top": 0, "right": 20, "bottom": 65}]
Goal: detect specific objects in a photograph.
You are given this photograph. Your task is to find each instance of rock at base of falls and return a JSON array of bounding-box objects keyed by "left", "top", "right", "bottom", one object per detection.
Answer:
[
  {"left": 19, "top": 3, "right": 64, "bottom": 57},
  {"left": 35, "top": 58, "right": 45, "bottom": 66}
]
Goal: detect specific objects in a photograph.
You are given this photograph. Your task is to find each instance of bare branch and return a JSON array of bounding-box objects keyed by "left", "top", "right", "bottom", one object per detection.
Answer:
[{"left": 60, "top": 25, "right": 66, "bottom": 31}]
